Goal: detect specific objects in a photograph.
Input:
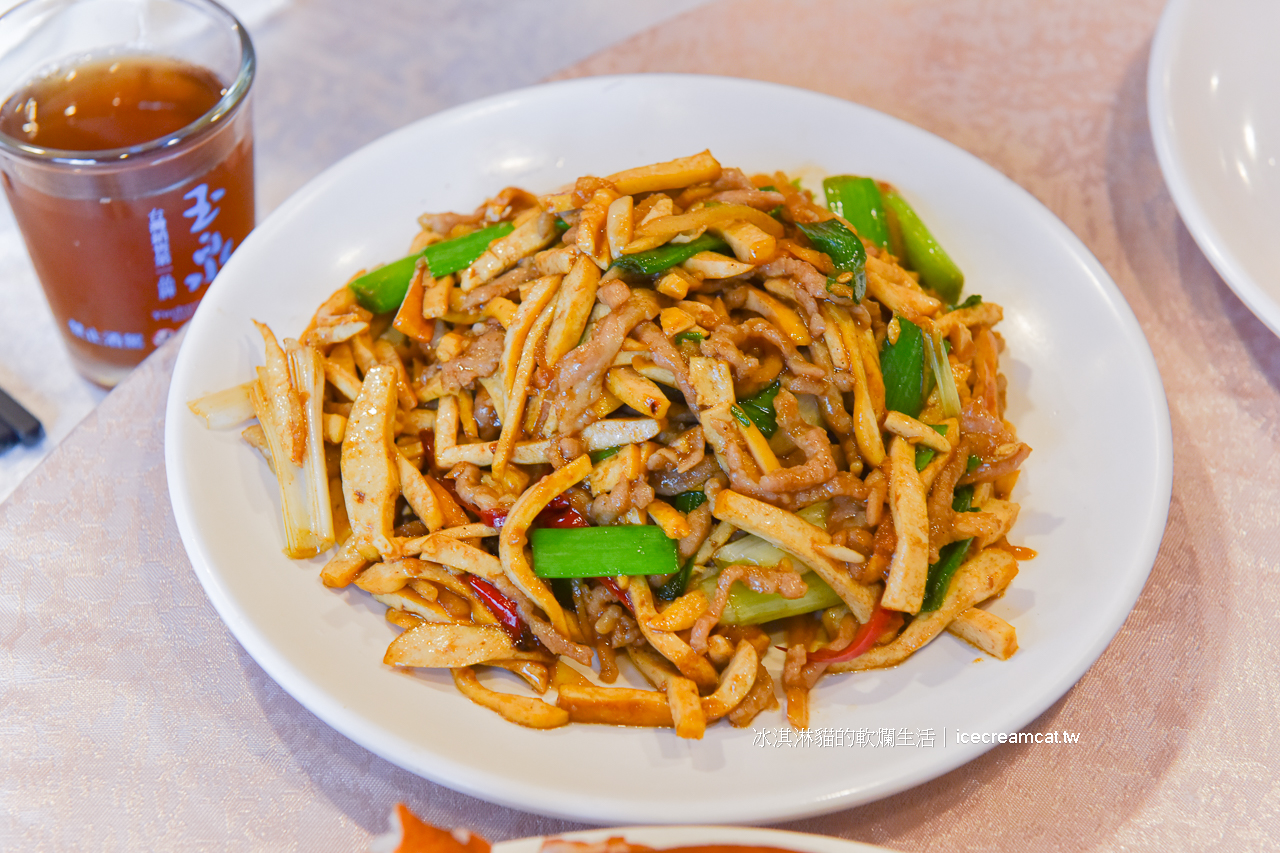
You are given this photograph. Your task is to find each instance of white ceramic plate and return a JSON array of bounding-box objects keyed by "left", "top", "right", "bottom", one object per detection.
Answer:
[
  {"left": 1149, "top": 0, "right": 1280, "bottom": 335},
  {"left": 165, "top": 74, "right": 1172, "bottom": 825},
  {"left": 493, "top": 826, "right": 895, "bottom": 853}
]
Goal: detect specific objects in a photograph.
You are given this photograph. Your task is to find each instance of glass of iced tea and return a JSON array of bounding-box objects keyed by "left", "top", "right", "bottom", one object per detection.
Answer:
[{"left": 0, "top": 0, "right": 255, "bottom": 387}]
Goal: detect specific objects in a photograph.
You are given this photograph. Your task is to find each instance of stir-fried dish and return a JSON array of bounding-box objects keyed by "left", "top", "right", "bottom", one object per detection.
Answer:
[{"left": 190, "top": 151, "right": 1033, "bottom": 737}]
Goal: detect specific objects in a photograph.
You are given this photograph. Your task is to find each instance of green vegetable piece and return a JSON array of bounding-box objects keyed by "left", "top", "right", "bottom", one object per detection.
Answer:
[
  {"left": 530, "top": 526, "right": 678, "bottom": 579},
  {"left": 589, "top": 446, "right": 621, "bottom": 464},
  {"left": 924, "top": 325, "right": 962, "bottom": 419},
  {"left": 823, "top": 175, "right": 889, "bottom": 249},
  {"left": 736, "top": 380, "right": 781, "bottom": 439},
  {"left": 796, "top": 219, "right": 866, "bottom": 302},
  {"left": 673, "top": 331, "right": 705, "bottom": 345},
  {"left": 881, "top": 187, "right": 964, "bottom": 304},
  {"left": 699, "top": 570, "right": 842, "bottom": 625},
  {"left": 967, "top": 454, "right": 981, "bottom": 474},
  {"left": 921, "top": 538, "right": 973, "bottom": 611},
  {"left": 914, "top": 424, "right": 949, "bottom": 472},
  {"left": 953, "top": 294, "right": 982, "bottom": 311},
  {"left": 610, "top": 234, "right": 729, "bottom": 275},
  {"left": 881, "top": 317, "right": 927, "bottom": 417},
  {"left": 655, "top": 559, "right": 695, "bottom": 601},
  {"left": 550, "top": 577, "right": 576, "bottom": 609},
  {"left": 952, "top": 484, "right": 977, "bottom": 513},
  {"left": 347, "top": 223, "right": 514, "bottom": 314},
  {"left": 672, "top": 490, "right": 707, "bottom": 514}
]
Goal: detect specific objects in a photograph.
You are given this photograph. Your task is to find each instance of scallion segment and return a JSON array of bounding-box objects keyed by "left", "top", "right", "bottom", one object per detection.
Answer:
[
  {"left": 921, "top": 538, "right": 973, "bottom": 611},
  {"left": 924, "top": 327, "right": 962, "bottom": 419},
  {"left": 348, "top": 223, "right": 515, "bottom": 314},
  {"left": 589, "top": 446, "right": 621, "bottom": 464},
  {"left": 881, "top": 317, "right": 927, "bottom": 418},
  {"left": 736, "top": 379, "right": 781, "bottom": 438},
  {"left": 915, "top": 423, "right": 949, "bottom": 471},
  {"left": 796, "top": 219, "right": 867, "bottom": 303},
  {"left": 672, "top": 490, "right": 707, "bottom": 514},
  {"left": 698, "top": 569, "right": 842, "bottom": 625},
  {"left": 881, "top": 187, "right": 964, "bottom": 304},
  {"left": 655, "top": 559, "right": 695, "bottom": 601},
  {"left": 610, "top": 234, "right": 729, "bottom": 275},
  {"left": 530, "top": 526, "right": 678, "bottom": 579},
  {"left": 823, "top": 175, "right": 889, "bottom": 249}
]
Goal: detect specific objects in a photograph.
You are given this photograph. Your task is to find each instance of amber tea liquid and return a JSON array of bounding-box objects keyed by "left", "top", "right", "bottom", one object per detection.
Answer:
[{"left": 0, "top": 52, "right": 254, "bottom": 386}]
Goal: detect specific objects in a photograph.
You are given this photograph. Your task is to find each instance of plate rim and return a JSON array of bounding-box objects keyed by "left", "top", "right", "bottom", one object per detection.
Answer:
[
  {"left": 491, "top": 824, "right": 896, "bottom": 853},
  {"left": 165, "top": 72, "right": 1174, "bottom": 825},
  {"left": 1147, "top": 0, "right": 1280, "bottom": 337}
]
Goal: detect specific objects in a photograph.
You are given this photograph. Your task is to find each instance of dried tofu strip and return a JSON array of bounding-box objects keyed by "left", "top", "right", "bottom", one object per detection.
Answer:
[
  {"left": 494, "top": 293, "right": 559, "bottom": 478},
  {"left": 711, "top": 220, "right": 777, "bottom": 264},
  {"left": 605, "top": 150, "right": 722, "bottom": 196},
  {"left": 667, "top": 676, "right": 705, "bottom": 739},
  {"left": 885, "top": 411, "right": 951, "bottom": 452},
  {"left": 682, "top": 251, "right": 753, "bottom": 279},
  {"left": 395, "top": 452, "right": 444, "bottom": 533},
  {"left": 412, "top": 533, "right": 503, "bottom": 580},
  {"left": 499, "top": 274, "right": 562, "bottom": 397},
  {"left": 701, "top": 640, "right": 760, "bottom": 721},
  {"left": 498, "top": 455, "right": 592, "bottom": 637},
  {"left": 828, "top": 548, "right": 1019, "bottom": 673},
  {"left": 384, "top": 623, "right": 513, "bottom": 668},
  {"left": 711, "top": 489, "right": 875, "bottom": 623},
  {"left": 320, "top": 535, "right": 369, "bottom": 588},
  {"left": 628, "top": 577, "right": 719, "bottom": 689},
  {"left": 372, "top": 338, "right": 417, "bottom": 412},
  {"left": 556, "top": 683, "right": 675, "bottom": 727},
  {"left": 577, "top": 187, "right": 620, "bottom": 268},
  {"left": 822, "top": 304, "right": 885, "bottom": 467},
  {"left": 604, "top": 366, "right": 669, "bottom": 419},
  {"left": 373, "top": 587, "right": 455, "bottom": 624},
  {"left": 452, "top": 667, "right": 569, "bottom": 729},
  {"left": 556, "top": 640, "right": 758, "bottom": 735},
  {"left": 606, "top": 195, "right": 634, "bottom": 260},
  {"left": 544, "top": 254, "right": 601, "bottom": 368},
  {"left": 341, "top": 364, "right": 401, "bottom": 558},
  {"left": 881, "top": 436, "right": 930, "bottom": 614},
  {"left": 647, "top": 589, "right": 708, "bottom": 632},
  {"left": 436, "top": 413, "right": 661, "bottom": 468},
  {"left": 460, "top": 212, "right": 558, "bottom": 292},
  {"left": 946, "top": 607, "right": 1018, "bottom": 660},
  {"left": 323, "top": 357, "right": 363, "bottom": 402},
  {"left": 636, "top": 203, "right": 784, "bottom": 245}
]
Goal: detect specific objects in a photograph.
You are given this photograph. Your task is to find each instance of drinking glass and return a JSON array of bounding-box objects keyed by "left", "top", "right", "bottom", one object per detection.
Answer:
[{"left": 0, "top": 0, "right": 255, "bottom": 387}]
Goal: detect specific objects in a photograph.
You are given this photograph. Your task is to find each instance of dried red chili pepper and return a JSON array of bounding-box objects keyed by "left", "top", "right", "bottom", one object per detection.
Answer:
[{"left": 463, "top": 575, "right": 523, "bottom": 643}]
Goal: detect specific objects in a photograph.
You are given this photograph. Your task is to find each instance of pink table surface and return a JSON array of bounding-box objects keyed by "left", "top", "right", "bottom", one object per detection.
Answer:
[{"left": 4, "top": 0, "right": 1278, "bottom": 850}]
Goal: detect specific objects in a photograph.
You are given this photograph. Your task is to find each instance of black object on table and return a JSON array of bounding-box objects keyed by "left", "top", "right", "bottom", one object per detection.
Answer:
[{"left": 0, "top": 385, "right": 44, "bottom": 450}]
